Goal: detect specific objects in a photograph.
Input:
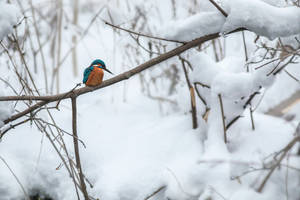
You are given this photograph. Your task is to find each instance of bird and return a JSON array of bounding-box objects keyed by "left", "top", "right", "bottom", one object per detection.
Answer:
[{"left": 83, "top": 59, "right": 113, "bottom": 86}]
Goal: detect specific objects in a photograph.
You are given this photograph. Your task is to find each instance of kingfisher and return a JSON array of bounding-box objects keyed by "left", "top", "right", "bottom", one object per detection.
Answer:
[{"left": 83, "top": 59, "right": 113, "bottom": 86}]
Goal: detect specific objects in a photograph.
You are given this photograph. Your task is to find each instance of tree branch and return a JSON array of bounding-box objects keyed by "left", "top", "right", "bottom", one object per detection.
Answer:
[
  {"left": 257, "top": 135, "right": 300, "bottom": 192},
  {"left": 266, "top": 90, "right": 300, "bottom": 117},
  {"left": 208, "top": 0, "right": 228, "bottom": 17},
  {"left": 179, "top": 56, "right": 198, "bottom": 129},
  {"left": 218, "top": 94, "right": 227, "bottom": 143},
  {"left": 103, "top": 20, "right": 186, "bottom": 44},
  {"left": 71, "top": 97, "right": 89, "bottom": 200},
  {"left": 1, "top": 29, "right": 245, "bottom": 125}
]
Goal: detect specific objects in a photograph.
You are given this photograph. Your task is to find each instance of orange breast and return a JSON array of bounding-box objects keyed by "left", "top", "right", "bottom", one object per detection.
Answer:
[{"left": 85, "top": 67, "right": 104, "bottom": 86}]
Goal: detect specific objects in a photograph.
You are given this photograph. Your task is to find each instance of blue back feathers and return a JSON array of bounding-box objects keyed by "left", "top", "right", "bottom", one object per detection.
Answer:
[
  {"left": 82, "top": 59, "right": 106, "bottom": 83},
  {"left": 83, "top": 66, "right": 94, "bottom": 83}
]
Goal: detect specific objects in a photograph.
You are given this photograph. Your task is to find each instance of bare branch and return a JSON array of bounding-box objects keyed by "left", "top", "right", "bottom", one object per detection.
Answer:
[
  {"left": 257, "top": 135, "right": 300, "bottom": 192},
  {"left": 1, "top": 28, "right": 246, "bottom": 126},
  {"left": 103, "top": 20, "right": 186, "bottom": 44},
  {"left": 0, "top": 118, "right": 31, "bottom": 139},
  {"left": 179, "top": 56, "right": 198, "bottom": 129},
  {"left": 144, "top": 186, "right": 166, "bottom": 200},
  {"left": 71, "top": 97, "right": 89, "bottom": 200},
  {"left": 266, "top": 90, "right": 300, "bottom": 117},
  {"left": 208, "top": 0, "right": 228, "bottom": 17},
  {"left": 218, "top": 94, "right": 227, "bottom": 143}
]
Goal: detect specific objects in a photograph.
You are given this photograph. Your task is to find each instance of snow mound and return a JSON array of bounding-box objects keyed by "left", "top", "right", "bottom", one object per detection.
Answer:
[
  {"left": 163, "top": 0, "right": 300, "bottom": 41},
  {"left": 222, "top": 0, "right": 300, "bottom": 40},
  {"left": 164, "top": 12, "right": 225, "bottom": 41},
  {"left": 0, "top": 2, "right": 19, "bottom": 40}
]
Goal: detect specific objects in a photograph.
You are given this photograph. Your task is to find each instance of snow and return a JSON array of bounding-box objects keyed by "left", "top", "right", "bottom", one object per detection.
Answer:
[
  {"left": 0, "top": 90, "right": 14, "bottom": 129},
  {"left": 0, "top": 0, "right": 300, "bottom": 200},
  {"left": 190, "top": 51, "right": 222, "bottom": 85},
  {"left": 164, "top": 0, "right": 300, "bottom": 41},
  {"left": 0, "top": 2, "right": 19, "bottom": 40},
  {"left": 222, "top": 0, "right": 300, "bottom": 40},
  {"left": 164, "top": 12, "right": 225, "bottom": 41}
]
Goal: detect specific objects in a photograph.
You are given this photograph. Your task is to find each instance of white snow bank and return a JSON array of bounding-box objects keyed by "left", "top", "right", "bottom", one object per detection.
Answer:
[
  {"left": 190, "top": 52, "right": 222, "bottom": 85},
  {"left": 222, "top": 0, "right": 300, "bottom": 40},
  {"left": 0, "top": 2, "right": 19, "bottom": 40}
]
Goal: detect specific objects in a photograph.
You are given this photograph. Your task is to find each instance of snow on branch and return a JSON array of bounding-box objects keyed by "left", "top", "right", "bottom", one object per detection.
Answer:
[
  {"left": 164, "top": 0, "right": 300, "bottom": 41},
  {"left": 0, "top": 2, "right": 20, "bottom": 40},
  {"left": 222, "top": 0, "right": 300, "bottom": 39}
]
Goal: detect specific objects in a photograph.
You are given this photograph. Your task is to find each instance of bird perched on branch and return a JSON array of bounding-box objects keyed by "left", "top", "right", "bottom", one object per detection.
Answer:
[{"left": 83, "top": 59, "right": 113, "bottom": 86}]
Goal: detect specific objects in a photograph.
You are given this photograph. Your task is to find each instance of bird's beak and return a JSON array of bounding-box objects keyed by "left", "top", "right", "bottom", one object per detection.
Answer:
[{"left": 104, "top": 68, "right": 114, "bottom": 75}]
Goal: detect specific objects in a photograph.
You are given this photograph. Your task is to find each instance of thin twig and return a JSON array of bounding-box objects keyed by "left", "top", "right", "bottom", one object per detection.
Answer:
[
  {"left": 249, "top": 105, "right": 255, "bottom": 130},
  {"left": 194, "top": 81, "right": 211, "bottom": 89},
  {"left": 242, "top": 31, "right": 249, "bottom": 71},
  {"left": 29, "top": 0, "right": 48, "bottom": 93},
  {"left": 273, "top": 55, "right": 296, "bottom": 75},
  {"left": 257, "top": 136, "right": 300, "bottom": 192},
  {"left": 226, "top": 115, "right": 242, "bottom": 130},
  {"left": 103, "top": 20, "right": 186, "bottom": 44},
  {"left": 218, "top": 94, "right": 227, "bottom": 143},
  {"left": 194, "top": 83, "right": 208, "bottom": 106},
  {"left": 243, "top": 91, "right": 260, "bottom": 109},
  {"left": 208, "top": 0, "right": 228, "bottom": 17},
  {"left": 52, "top": 6, "right": 107, "bottom": 76},
  {"left": 144, "top": 186, "right": 166, "bottom": 200},
  {"left": 55, "top": 0, "right": 63, "bottom": 93},
  {"left": 284, "top": 70, "right": 299, "bottom": 83},
  {"left": 179, "top": 56, "right": 198, "bottom": 129},
  {"left": 71, "top": 97, "right": 89, "bottom": 200},
  {"left": 0, "top": 118, "right": 31, "bottom": 139},
  {"left": 33, "top": 117, "right": 86, "bottom": 148}
]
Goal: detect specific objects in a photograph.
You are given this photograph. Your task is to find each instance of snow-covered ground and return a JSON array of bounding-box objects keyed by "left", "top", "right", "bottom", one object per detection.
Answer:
[{"left": 0, "top": 0, "right": 300, "bottom": 200}]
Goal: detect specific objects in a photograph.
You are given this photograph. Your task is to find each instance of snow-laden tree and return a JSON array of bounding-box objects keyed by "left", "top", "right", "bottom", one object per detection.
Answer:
[{"left": 0, "top": 0, "right": 300, "bottom": 199}]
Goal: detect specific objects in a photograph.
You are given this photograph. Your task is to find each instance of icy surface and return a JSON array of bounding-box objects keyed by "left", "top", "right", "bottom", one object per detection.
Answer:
[{"left": 0, "top": 2, "right": 19, "bottom": 40}]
